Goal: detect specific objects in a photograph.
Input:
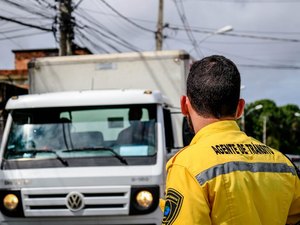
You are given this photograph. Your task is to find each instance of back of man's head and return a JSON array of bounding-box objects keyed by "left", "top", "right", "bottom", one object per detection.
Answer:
[{"left": 187, "top": 55, "right": 241, "bottom": 119}]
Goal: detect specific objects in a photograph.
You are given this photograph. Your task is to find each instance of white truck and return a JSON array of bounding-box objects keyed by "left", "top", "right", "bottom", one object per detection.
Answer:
[{"left": 0, "top": 50, "right": 194, "bottom": 225}]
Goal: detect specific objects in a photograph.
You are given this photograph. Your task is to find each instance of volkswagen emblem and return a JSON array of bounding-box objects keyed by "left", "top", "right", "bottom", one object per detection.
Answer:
[{"left": 66, "top": 191, "right": 85, "bottom": 212}]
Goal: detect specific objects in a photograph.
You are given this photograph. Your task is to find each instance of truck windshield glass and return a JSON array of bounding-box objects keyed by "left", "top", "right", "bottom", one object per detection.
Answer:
[{"left": 3, "top": 105, "right": 157, "bottom": 169}]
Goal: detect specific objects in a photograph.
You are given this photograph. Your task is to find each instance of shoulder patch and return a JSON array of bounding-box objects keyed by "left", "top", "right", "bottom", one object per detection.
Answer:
[{"left": 162, "top": 188, "right": 184, "bottom": 225}]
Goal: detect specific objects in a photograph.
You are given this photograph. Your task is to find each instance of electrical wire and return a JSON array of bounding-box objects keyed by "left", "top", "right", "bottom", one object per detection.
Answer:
[
  {"left": 183, "top": 0, "right": 300, "bottom": 3},
  {"left": 0, "top": 15, "right": 52, "bottom": 32},
  {"left": 223, "top": 32, "right": 300, "bottom": 43},
  {"left": 75, "top": 27, "right": 110, "bottom": 53},
  {"left": 0, "top": 0, "right": 54, "bottom": 19},
  {"left": 74, "top": 8, "right": 142, "bottom": 52},
  {"left": 173, "top": 0, "right": 204, "bottom": 57},
  {"left": 79, "top": 6, "right": 157, "bottom": 25},
  {"left": 79, "top": 25, "right": 122, "bottom": 52},
  {"left": 0, "top": 31, "right": 49, "bottom": 41},
  {"left": 100, "top": 0, "right": 155, "bottom": 33},
  {"left": 195, "top": 45, "right": 300, "bottom": 70},
  {"left": 166, "top": 25, "right": 300, "bottom": 43},
  {"left": 1, "top": 0, "right": 299, "bottom": 73},
  {"left": 0, "top": 32, "right": 23, "bottom": 48},
  {"left": 89, "top": 0, "right": 153, "bottom": 39},
  {"left": 74, "top": 0, "right": 85, "bottom": 9},
  {"left": 238, "top": 64, "right": 300, "bottom": 70}
]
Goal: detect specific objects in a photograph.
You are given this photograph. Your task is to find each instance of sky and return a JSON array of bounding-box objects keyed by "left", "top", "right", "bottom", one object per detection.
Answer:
[{"left": 0, "top": 0, "right": 300, "bottom": 107}]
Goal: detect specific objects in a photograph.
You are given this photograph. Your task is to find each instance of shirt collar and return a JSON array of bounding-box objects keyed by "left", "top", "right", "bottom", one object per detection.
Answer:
[{"left": 190, "top": 120, "right": 240, "bottom": 145}]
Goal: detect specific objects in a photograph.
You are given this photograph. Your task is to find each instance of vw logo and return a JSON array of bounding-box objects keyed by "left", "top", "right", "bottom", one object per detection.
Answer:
[{"left": 66, "top": 191, "right": 85, "bottom": 212}]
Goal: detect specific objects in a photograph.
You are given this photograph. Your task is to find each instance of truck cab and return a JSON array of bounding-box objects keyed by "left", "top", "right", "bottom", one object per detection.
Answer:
[{"left": 0, "top": 89, "right": 179, "bottom": 225}]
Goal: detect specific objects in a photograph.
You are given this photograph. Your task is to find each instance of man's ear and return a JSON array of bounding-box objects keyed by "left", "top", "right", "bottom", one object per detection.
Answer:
[
  {"left": 181, "top": 96, "right": 189, "bottom": 116},
  {"left": 236, "top": 98, "right": 245, "bottom": 119}
]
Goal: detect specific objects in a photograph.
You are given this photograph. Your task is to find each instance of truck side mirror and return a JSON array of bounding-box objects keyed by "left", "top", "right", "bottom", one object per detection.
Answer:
[{"left": 163, "top": 109, "right": 174, "bottom": 152}]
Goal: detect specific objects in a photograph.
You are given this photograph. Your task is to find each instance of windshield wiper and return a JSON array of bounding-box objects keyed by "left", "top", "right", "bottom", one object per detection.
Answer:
[
  {"left": 7, "top": 149, "right": 69, "bottom": 167},
  {"left": 63, "top": 147, "right": 128, "bottom": 165}
]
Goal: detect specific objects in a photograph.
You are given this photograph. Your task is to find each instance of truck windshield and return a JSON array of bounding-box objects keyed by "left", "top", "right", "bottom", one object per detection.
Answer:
[{"left": 3, "top": 105, "right": 157, "bottom": 169}]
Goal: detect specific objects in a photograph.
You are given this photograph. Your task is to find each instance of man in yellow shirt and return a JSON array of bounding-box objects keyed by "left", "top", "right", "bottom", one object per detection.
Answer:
[{"left": 162, "top": 55, "right": 300, "bottom": 225}]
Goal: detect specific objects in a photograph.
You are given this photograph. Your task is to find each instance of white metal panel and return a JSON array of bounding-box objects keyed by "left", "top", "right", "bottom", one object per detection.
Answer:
[
  {"left": 24, "top": 208, "right": 129, "bottom": 217},
  {"left": 21, "top": 186, "right": 131, "bottom": 217},
  {"left": 5, "top": 89, "right": 168, "bottom": 109},
  {"left": 29, "top": 50, "right": 191, "bottom": 108}
]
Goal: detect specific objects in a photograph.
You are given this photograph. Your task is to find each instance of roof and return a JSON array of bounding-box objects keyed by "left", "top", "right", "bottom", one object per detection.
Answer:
[
  {"left": 32, "top": 50, "right": 190, "bottom": 65},
  {"left": 5, "top": 89, "right": 169, "bottom": 109},
  {"left": 12, "top": 46, "right": 92, "bottom": 54}
]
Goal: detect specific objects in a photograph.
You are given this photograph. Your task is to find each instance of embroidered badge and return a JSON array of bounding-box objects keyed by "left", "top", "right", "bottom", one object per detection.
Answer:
[{"left": 162, "top": 188, "right": 184, "bottom": 225}]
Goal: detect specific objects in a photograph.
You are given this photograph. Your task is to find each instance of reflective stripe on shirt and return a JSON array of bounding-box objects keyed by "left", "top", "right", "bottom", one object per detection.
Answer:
[{"left": 196, "top": 161, "right": 297, "bottom": 185}]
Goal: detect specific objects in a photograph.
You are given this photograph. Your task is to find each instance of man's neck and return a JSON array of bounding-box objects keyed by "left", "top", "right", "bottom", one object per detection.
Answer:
[
  {"left": 191, "top": 114, "right": 236, "bottom": 133},
  {"left": 192, "top": 117, "right": 219, "bottom": 133}
]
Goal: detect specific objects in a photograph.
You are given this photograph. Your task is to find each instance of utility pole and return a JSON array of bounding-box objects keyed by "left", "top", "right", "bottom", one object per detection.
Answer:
[
  {"left": 263, "top": 116, "right": 268, "bottom": 144},
  {"left": 58, "top": 0, "right": 74, "bottom": 56},
  {"left": 156, "top": 0, "right": 164, "bottom": 50}
]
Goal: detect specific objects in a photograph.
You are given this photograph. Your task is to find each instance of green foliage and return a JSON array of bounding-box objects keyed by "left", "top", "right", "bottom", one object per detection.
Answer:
[{"left": 241, "top": 99, "right": 300, "bottom": 155}]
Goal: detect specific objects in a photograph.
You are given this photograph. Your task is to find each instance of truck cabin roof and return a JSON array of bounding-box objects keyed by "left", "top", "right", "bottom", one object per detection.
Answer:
[{"left": 5, "top": 89, "right": 172, "bottom": 110}]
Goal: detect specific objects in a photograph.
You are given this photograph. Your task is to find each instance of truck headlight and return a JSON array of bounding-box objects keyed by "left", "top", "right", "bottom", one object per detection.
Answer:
[
  {"left": 136, "top": 190, "right": 153, "bottom": 209},
  {"left": 0, "top": 190, "right": 24, "bottom": 217},
  {"left": 3, "top": 194, "right": 19, "bottom": 210},
  {"left": 130, "top": 186, "right": 159, "bottom": 215}
]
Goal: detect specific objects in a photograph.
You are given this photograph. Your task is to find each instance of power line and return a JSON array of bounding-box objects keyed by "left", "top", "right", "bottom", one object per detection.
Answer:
[
  {"left": 88, "top": 0, "right": 151, "bottom": 37},
  {"left": 79, "top": 25, "right": 122, "bottom": 52},
  {"left": 0, "top": 26, "right": 38, "bottom": 34},
  {"left": 167, "top": 23, "right": 300, "bottom": 36},
  {"left": 75, "top": 27, "right": 111, "bottom": 53},
  {"left": 100, "top": 0, "right": 155, "bottom": 33},
  {"left": 78, "top": 4, "right": 300, "bottom": 46},
  {"left": 184, "top": 0, "right": 300, "bottom": 3},
  {"left": 36, "top": 0, "right": 56, "bottom": 9},
  {"left": 166, "top": 25, "right": 300, "bottom": 42},
  {"left": 226, "top": 29, "right": 300, "bottom": 35},
  {"left": 77, "top": 7, "right": 300, "bottom": 37},
  {"left": 79, "top": 6, "right": 157, "bottom": 25},
  {"left": 0, "top": 31, "right": 49, "bottom": 41},
  {"left": 0, "top": 15, "right": 52, "bottom": 32},
  {"left": 83, "top": 25, "right": 141, "bottom": 52},
  {"left": 238, "top": 64, "right": 300, "bottom": 70},
  {"left": 167, "top": 36, "right": 299, "bottom": 45},
  {"left": 0, "top": 32, "right": 23, "bottom": 49},
  {"left": 223, "top": 33, "right": 300, "bottom": 43},
  {"left": 74, "top": 8, "right": 141, "bottom": 52},
  {"left": 1, "top": 0, "right": 299, "bottom": 73},
  {"left": 195, "top": 45, "right": 300, "bottom": 70},
  {"left": 173, "top": 0, "right": 203, "bottom": 57},
  {"left": 0, "top": 0, "right": 54, "bottom": 19},
  {"left": 76, "top": 36, "right": 104, "bottom": 53},
  {"left": 74, "top": 0, "right": 85, "bottom": 10}
]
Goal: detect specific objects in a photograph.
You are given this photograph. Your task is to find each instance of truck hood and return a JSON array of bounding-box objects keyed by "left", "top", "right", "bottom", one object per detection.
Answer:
[{"left": 0, "top": 165, "right": 164, "bottom": 189}]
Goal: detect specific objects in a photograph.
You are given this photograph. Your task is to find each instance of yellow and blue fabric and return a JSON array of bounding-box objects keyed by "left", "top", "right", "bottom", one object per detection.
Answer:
[{"left": 162, "top": 120, "right": 300, "bottom": 225}]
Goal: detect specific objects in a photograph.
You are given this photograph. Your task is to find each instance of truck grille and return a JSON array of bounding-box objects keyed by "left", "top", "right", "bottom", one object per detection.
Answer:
[{"left": 21, "top": 186, "right": 130, "bottom": 217}]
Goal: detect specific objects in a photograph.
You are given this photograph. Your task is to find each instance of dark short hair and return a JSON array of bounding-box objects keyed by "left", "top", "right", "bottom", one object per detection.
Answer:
[{"left": 187, "top": 55, "right": 241, "bottom": 118}]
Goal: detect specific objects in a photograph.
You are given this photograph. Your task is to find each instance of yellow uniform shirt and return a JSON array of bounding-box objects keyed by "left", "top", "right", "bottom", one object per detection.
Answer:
[{"left": 162, "top": 120, "right": 300, "bottom": 225}]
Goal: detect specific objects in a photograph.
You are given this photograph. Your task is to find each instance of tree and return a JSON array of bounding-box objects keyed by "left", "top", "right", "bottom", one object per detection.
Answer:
[
  {"left": 242, "top": 99, "right": 300, "bottom": 155},
  {"left": 244, "top": 99, "right": 278, "bottom": 146},
  {"left": 278, "top": 104, "right": 300, "bottom": 154}
]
